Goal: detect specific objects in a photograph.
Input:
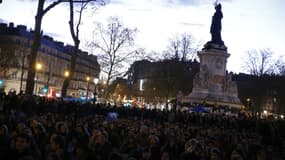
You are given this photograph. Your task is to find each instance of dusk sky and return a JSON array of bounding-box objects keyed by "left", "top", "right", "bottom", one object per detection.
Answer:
[{"left": 0, "top": 0, "right": 285, "bottom": 73}]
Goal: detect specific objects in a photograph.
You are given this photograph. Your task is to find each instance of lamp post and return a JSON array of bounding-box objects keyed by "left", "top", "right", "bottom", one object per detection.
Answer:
[
  {"left": 93, "top": 78, "right": 99, "bottom": 104},
  {"left": 246, "top": 98, "right": 251, "bottom": 111},
  {"left": 35, "top": 63, "right": 42, "bottom": 95},
  {"left": 86, "top": 76, "right": 90, "bottom": 102},
  {"left": 63, "top": 70, "right": 69, "bottom": 96}
]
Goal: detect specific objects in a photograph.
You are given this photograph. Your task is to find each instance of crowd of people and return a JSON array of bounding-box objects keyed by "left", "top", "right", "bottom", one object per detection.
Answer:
[{"left": 0, "top": 91, "right": 285, "bottom": 160}]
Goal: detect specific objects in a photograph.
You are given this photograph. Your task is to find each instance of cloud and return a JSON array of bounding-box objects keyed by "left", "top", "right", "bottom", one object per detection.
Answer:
[
  {"left": 107, "top": 0, "right": 233, "bottom": 8},
  {"left": 0, "top": 18, "right": 8, "bottom": 23},
  {"left": 125, "top": 8, "right": 153, "bottom": 12},
  {"left": 179, "top": 22, "right": 205, "bottom": 27},
  {"left": 171, "top": 0, "right": 234, "bottom": 6}
]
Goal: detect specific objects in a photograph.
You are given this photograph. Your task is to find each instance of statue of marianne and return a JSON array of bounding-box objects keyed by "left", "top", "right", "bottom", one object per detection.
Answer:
[{"left": 210, "top": 3, "right": 224, "bottom": 45}]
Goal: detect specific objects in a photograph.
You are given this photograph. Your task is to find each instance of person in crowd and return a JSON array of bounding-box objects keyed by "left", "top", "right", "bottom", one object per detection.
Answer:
[
  {"left": 9, "top": 133, "right": 41, "bottom": 160},
  {"left": 47, "top": 134, "right": 67, "bottom": 160},
  {"left": 87, "top": 129, "right": 112, "bottom": 160},
  {"left": 0, "top": 124, "right": 10, "bottom": 159}
]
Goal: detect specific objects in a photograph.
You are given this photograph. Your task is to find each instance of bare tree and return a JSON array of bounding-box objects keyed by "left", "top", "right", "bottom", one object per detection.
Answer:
[
  {"left": 169, "top": 37, "right": 180, "bottom": 60},
  {"left": 88, "top": 17, "right": 140, "bottom": 98},
  {"left": 25, "top": 0, "right": 102, "bottom": 95},
  {"left": 280, "top": 65, "right": 285, "bottom": 76},
  {"left": 25, "top": 0, "right": 65, "bottom": 95},
  {"left": 15, "top": 43, "right": 30, "bottom": 92},
  {"left": 0, "top": 42, "right": 18, "bottom": 79},
  {"left": 0, "top": 34, "right": 31, "bottom": 91},
  {"left": 181, "top": 33, "right": 202, "bottom": 61},
  {"left": 242, "top": 48, "right": 284, "bottom": 76},
  {"left": 61, "top": 0, "right": 102, "bottom": 97},
  {"left": 163, "top": 33, "right": 202, "bottom": 61}
]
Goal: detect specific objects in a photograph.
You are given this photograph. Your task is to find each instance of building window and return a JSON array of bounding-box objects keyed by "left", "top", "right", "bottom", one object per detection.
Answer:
[{"left": 11, "top": 72, "right": 17, "bottom": 80}]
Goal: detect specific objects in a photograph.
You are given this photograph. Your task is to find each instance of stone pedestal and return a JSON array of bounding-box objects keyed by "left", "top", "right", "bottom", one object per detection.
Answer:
[{"left": 181, "top": 43, "right": 242, "bottom": 107}]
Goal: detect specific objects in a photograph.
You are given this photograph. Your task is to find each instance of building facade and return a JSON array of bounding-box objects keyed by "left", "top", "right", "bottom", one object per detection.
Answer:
[
  {"left": 233, "top": 73, "right": 285, "bottom": 113},
  {"left": 127, "top": 59, "right": 199, "bottom": 102},
  {"left": 0, "top": 22, "right": 100, "bottom": 98}
]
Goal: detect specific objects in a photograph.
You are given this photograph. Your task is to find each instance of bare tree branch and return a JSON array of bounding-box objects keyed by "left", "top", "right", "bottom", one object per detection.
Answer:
[
  {"left": 163, "top": 33, "right": 200, "bottom": 61},
  {"left": 242, "top": 48, "right": 284, "bottom": 76},
  {"left": 88, "top": 17, "right": 139, "bottom": 98}
]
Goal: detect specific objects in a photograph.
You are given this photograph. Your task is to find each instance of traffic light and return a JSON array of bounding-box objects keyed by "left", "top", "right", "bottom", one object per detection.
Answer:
[
  {"left": 42, "top": 85, "right": 48, "bottom": 93},
  {"left": 0, "top": 80, "right": 4, "bottom": 88}
]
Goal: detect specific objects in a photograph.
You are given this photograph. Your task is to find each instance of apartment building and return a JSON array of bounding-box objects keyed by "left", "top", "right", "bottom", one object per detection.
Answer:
[{"left": 0, "top": 22, "right": 100, "bottom": 98}]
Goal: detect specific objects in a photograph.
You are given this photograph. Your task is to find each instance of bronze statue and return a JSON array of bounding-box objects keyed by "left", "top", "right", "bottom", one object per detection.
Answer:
[{"left": 210, "top": 3, "right": 224, "bottom": 45}]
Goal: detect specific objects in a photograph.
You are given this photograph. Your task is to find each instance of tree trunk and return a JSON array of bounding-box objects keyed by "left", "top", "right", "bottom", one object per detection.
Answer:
[
  {"left": 61, "top": 46, "right": 78, "bottom": 97},
  {"left": 25, "top": 1, "right": 44, "bottom": 95},
  {"left": 61, "top": 1, "right": 80, "bottom": 97},
  {"left": 19, "top": 54, "right": 25, "bottom": 92}
]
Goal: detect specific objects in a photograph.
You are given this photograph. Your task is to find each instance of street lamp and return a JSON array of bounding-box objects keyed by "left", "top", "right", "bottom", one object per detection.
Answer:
[
  {"left": 61, "top": 70, "right": 70, "bottom": 97},
  {"left": 35, "top": 63, "right": 42, "bottom": 95},
  {"left": 93, "top": 78, "right": 99, "bottom": 104},
  {"left": 64, "top": 71, "right": 70, "bottom": 78},
  {"left": 86, "top": 76, "right": 90, "bottom": 101},
  {"left": 263, "top": 110, "right": 268, "bottom": 115},
  {"left": 246, "top": 98, "right": 251, "bottom": 110}
]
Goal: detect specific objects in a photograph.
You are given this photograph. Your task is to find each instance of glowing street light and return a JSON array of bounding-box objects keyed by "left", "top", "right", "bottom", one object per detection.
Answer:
[
  {"left": 93, "top": 78, "right": 99, "bottom": 104},
  {"left": 94, "top": 78, "right": 99, "bottom": 85},
  {"left": 86, "top": 76, "right": 90, "bottom": 101},
  {"left": 64, "top": 71, "right": 69, "bottom": 78},
  {"left": 36, "top": 63, "right": 42, "bottom": 71},
  {"left": 246, "top": 98, "right": 251, "bottom": 110}
]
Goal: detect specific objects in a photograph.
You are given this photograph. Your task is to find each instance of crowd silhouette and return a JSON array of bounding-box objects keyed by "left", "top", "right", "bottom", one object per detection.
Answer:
[{"left": 0, "top": 90, "right": 285, "bottom": 160}]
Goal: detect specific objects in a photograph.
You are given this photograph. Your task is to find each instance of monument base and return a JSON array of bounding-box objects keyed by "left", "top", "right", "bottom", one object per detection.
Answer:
[
  {"left": 179, "top": 43, "right": 242, "bottom": 108},
  {"left": 181, "top": 90, "right": 242, "bottom": 108}
]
